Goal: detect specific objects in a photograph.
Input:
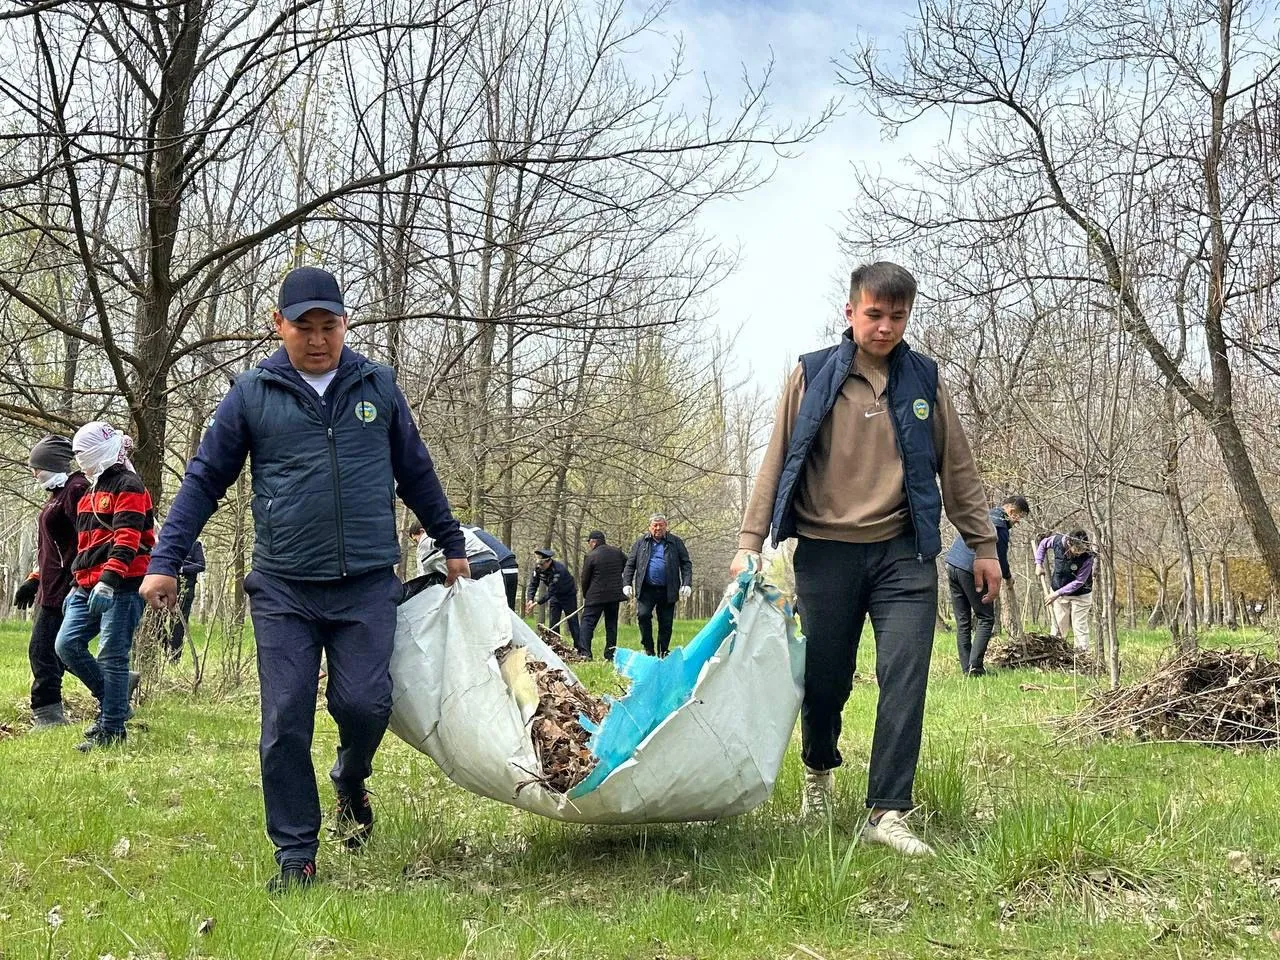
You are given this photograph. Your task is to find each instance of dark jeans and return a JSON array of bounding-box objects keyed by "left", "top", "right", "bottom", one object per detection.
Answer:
[
  {"left": 546, "top": 597, "right": 582, "bottom": 653},
  {"left": 581, "top": 602, "right": 620, "bottom": 660},
  {"left": 244, "top": 566, "right": 401, "bottom": 866},
  {"left": 166, "top": 574, "right": 198, "bottom": 655},
  {"left": 501, "top": 569, "right": 518, "bottom": 611},
  {"left": 29, "top": 604, "right": 66, "bottom": 710},
  {"left": 947, "top": 563, "right": 995, "bottom": 673},
  {"left": 636, "top": 583, "right": 675, "bottom": 657},
  {"left": 793, "top": 534, "right": 937, "bottom": 811},
  {"left": 55, "top": 587, "right": 145, "bottom": 734}
]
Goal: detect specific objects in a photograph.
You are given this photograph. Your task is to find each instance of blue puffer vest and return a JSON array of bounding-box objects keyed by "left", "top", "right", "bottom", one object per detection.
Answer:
[
  {"left": 240, "top": 352, "right": 400, "bottom": 579},
  {"left": 769, "top": 334, "right": 942, "bottom": 559}
]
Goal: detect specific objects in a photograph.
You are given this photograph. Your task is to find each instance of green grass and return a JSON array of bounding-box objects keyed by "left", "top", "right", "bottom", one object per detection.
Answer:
[{"left": 1, "top": 617, "right": 1279, "bottom": 958}]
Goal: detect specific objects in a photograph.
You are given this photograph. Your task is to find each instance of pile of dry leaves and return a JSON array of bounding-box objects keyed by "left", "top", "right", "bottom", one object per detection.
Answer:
[
  {"left": 535, "top": 624, "right": 587, "bottom": 662},
  {"left": 988, "top": 631, "right": 1097, "bottom": 672},
  {"left": 1067, "top": 647, "right": 1280, "bottom": 747},
  {"left": 497, "top": 643, "right": 610, "bottom": 793}
]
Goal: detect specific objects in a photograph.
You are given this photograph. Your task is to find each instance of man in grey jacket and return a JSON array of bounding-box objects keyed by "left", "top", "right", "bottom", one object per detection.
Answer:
[{"left": 622, "top": 515, "right": 692, "bottom": 657}]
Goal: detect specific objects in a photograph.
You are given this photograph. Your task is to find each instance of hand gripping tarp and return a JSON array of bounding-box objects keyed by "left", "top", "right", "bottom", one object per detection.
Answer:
[{"left": 388, "top": 563, "right": 805, "bottom": 824}]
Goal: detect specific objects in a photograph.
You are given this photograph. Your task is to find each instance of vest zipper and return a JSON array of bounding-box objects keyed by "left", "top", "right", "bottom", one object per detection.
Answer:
[
  {"left": 327, "top": 426, "right": 347, "bottom": 577},
  {"left": 883, "top": 369, "right": 925, "bottom": 562}
]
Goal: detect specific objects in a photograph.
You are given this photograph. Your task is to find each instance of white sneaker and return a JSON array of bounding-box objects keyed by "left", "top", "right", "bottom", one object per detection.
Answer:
[
  {"left": 861, "top": 809, "right": 934, "bottom": 857},
  {"left": 801, "top": 766, "right": 834, "bottom": 819}
]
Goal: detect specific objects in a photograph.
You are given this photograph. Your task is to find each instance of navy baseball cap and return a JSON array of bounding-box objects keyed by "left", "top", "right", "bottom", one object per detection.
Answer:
[{"left": 278, "top": 267, "right": 345, "bottom": 322}]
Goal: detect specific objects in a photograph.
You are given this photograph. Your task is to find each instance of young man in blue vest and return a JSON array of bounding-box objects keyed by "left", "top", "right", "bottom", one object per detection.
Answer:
[
  {"left": 732, "top": 261, "right": 998, "bottom": 856},
  {"left": 140, "top": 267, "right": 469, "bottom": 893}
]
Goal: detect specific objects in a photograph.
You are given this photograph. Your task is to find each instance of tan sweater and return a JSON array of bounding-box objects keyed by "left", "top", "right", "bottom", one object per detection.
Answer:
[{"left": 738, "top": 350, "right": 996, "bottom": 558}]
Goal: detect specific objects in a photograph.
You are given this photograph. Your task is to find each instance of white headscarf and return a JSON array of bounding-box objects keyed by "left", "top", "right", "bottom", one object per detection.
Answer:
[
  {"left": 72, "top": 421, "right": 136, "bottom": 485},
  {"left": 35, "top": 470, "right": 69, "bottom": 491}
]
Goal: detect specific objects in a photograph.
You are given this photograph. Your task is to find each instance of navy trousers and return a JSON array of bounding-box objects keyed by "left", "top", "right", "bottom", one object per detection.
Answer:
[{"left": 244, "top": 566, "right": 401, "bottom": 866}]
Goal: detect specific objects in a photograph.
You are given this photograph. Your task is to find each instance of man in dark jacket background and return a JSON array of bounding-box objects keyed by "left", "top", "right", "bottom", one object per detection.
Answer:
[
  {"left": 525, "top": 548, "right": 582, "bottom": 652},
  {"left": 13, "top": 435, "right": 90, "bottom": 728},
  {"left": 141, "top": 267, "right": 468, "bottom": 893},
  {"left": 579, "top": 530, "right": 626, "bottom": 660},
  {"left": 622, "top": 515, "right": 692, "bottom": 657},
  {"left": 943, "top": 495, "right": 1030, "bottom": 675}
]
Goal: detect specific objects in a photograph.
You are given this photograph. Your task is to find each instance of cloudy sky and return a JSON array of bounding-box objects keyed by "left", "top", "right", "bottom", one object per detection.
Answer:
[{"left": 631, "top": 0, "right": 933, "bottom": 392}]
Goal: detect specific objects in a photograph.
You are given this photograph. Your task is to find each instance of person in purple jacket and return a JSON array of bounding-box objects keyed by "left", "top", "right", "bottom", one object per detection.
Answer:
[{"left": 1035, "top": 530, "right": 1096, "bottom": 652}]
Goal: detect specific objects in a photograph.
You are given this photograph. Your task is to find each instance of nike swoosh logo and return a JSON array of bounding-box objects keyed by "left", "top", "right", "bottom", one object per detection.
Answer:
[{"left": 864, "top": 409, "right": 886, "bottom": 418}]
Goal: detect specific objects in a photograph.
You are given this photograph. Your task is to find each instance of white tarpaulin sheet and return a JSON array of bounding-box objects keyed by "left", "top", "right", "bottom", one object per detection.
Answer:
[{"left": 388, "top": 567, "right": 804, "bottom": 824}]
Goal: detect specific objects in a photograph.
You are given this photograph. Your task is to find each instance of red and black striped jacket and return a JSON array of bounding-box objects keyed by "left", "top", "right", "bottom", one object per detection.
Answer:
[{"left": 73, "top": 464, "right": 155, "bottom": 591}]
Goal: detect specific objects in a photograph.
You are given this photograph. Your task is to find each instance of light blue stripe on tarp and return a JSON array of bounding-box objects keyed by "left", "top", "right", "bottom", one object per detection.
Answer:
[{"left": 568, "top": 569, "right": 754, "bottom": 798}]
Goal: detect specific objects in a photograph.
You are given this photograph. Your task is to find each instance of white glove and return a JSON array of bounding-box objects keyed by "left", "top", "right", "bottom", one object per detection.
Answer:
[
  {"left": 623, "top": 584, "right": 633, "bottom": 599},
  {"left": 679, "top": 585, "right": 692, "bottom": 600}
]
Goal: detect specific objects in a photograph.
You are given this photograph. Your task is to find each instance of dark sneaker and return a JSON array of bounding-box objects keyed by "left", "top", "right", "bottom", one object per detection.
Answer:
[
  {"left": 76, "top": 729, "right": 126, "bottom": 752},
  {"left": 266, "top": 860, "right": 316, "bottom": 894},
  {"left": 335, "top": 787, "right": 374, "bottom": 850},
  {"left": 84, "top": 705, "right": 134, "bottom": 738}
]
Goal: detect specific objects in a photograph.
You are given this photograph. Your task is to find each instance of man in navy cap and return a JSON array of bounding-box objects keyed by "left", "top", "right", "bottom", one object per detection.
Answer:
[
  {"left": 524, "top": 548, "right": 582, "bottom": 652},
  {"left": 141, "top": 266, "right": 469, "bottom": 893}
]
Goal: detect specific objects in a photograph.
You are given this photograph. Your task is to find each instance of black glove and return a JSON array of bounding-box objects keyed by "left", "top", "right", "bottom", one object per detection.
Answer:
[{"left": 14, "top": 577, "right": 39, "bottom": 610}]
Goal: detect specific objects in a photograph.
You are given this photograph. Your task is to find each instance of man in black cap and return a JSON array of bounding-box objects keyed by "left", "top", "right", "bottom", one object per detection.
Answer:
[
  {"left": 524, "top": 548, "right": 582, "bottom": 653},
  {"left": 579, "top": 530, "right": 627, "bottom": 660},
  {"left": 141, "top": 266, "right": 469, "bottom": 893},
  {"left": 13, "top": 436, "right": 90, "bottom": 728}
]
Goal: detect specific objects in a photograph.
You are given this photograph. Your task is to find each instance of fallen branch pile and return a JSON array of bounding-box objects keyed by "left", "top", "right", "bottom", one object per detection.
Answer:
[
  {"left": 536, "top": 624, "right": 587, "bottom": 662},
  {"left": 1066, "top": 648, "right": 1280, "bottom": 747},
  {"left": 497, "top": 644, "right": 609, "bottom": 792},
  {"left": 988, "top": 632, "right": 1097, "bottom": 672}
]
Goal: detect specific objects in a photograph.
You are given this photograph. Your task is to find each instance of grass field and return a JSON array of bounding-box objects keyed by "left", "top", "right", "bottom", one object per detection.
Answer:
[{"left": 1, "top": 615, "right": 1279, "bottom": 959}]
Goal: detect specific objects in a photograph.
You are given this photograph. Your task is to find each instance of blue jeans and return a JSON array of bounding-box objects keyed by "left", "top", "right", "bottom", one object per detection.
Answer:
[{"left": 55, "top": 587, "right": 144, "bottom": 734}]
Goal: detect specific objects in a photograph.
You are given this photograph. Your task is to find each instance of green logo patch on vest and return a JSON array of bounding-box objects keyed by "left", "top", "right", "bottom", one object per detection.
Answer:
[
  {"left": 354, "top": 401, "right": 378, "bottom": 423},
  {"left": 912, "top": 398, "right": 930, "bottom": 420}
]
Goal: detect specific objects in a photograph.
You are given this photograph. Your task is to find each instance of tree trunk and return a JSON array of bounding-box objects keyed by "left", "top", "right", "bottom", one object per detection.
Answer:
[{"left": 1219, "top": 557, "right": 1236, "bottom": 629}]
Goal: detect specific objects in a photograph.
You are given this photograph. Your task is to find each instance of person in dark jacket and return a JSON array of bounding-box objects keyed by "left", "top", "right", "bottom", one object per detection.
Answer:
[
  {"left": 165, "top": 539, "right": 206, "bottom": 662},
  {"left": 13, "top": 435, "right": 90, "bottom": 729},
  {"left": 57, "top": 422, "right": 155, "bottom": 753},
  {"left": 622, "top": 515, "right": 692, "bottom": 657},
  {"left": 524, "top": 548, "right": 582, "bottom": 652},
  {"left": 579, "top": 530, "right": 627, "bottom": 660},
  {"left": 465, "top": 525, "right": 519, "bottom": 610},
  {"left": 140, "top": 267, "right": 469, "bottom": 894},
  {"left": 943, "top": 495, "right": 1030, "bottom": 675}
]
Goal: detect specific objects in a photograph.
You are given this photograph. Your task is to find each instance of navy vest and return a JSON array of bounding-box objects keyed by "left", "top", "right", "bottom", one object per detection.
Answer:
[
  {"left": 238, "top": 360, "right": 401, "bottom": 579},
  {"left": 1051, "top": 540, "right": 1094, "bottom": 595},
  {"left": 769, "top": 335, "right": 942, "bottom": 559}
]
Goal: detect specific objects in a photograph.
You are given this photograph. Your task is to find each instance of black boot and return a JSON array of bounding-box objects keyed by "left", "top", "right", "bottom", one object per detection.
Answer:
[{"left": 32, "top": 703, "right": 69, "bottom": 729}]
